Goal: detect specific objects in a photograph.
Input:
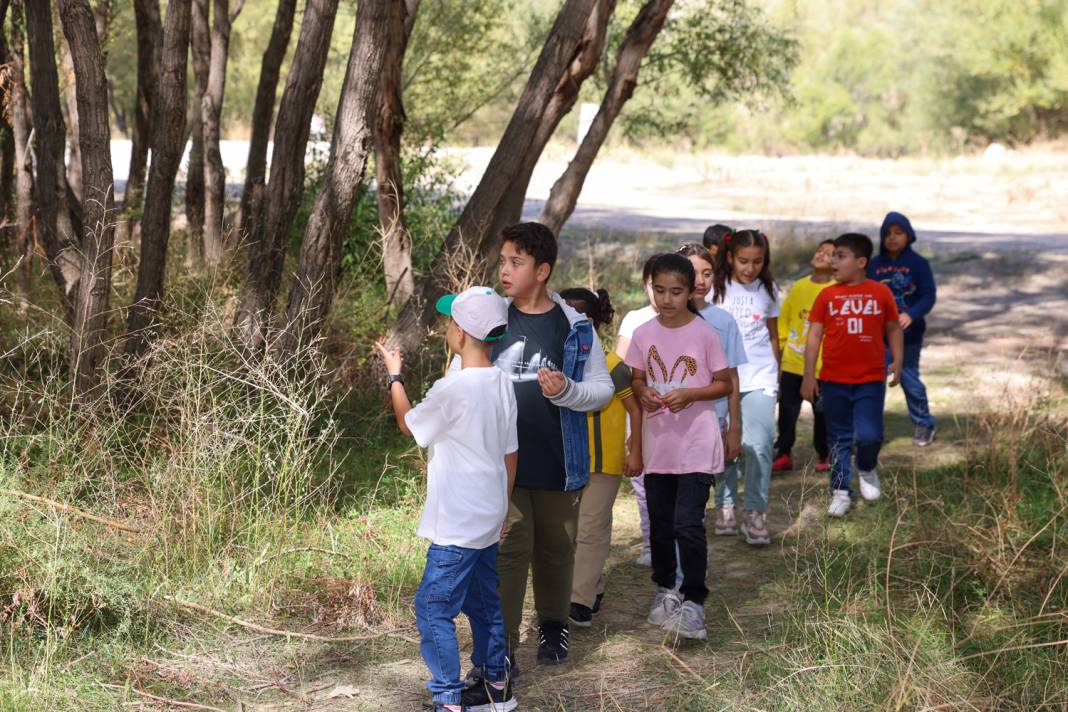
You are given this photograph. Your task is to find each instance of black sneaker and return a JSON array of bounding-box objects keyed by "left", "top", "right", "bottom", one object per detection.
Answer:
[
  {"left": 537, "top": 621, "right": 569, "bottom": 665},
  {"left": 592, "top": 592, "right": 604, "bottom": 614},
  {"left": 465, "top": 655, "right": 519, "bottom": 687},
  {"left": 423, "top": 701, "right": 465, "bottom": 711},
  {"left": 913, "top": 424, "right": 936, "bottom": 447},
  {"left": 569, "top": 602, "right": 593, "bottom": 627},
  {"left": 461, "top": 679, "right": 518, "bottom": 712}
]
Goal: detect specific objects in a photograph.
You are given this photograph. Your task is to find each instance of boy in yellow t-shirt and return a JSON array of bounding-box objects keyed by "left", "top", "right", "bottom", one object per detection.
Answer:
[
  {"left": 773, "top": 240, "right": 835, "bottom": 473},
  {"left": 560, "top": 288, "right": 642, "bottom": 627}
]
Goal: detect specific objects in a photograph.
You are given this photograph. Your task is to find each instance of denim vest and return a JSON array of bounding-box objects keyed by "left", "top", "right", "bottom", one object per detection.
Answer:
[{"left": 561, "top": 319, "right": 594, "bottom": 490}]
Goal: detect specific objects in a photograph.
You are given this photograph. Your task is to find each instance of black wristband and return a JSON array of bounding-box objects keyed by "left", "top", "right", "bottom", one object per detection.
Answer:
[{"left": 386, "top": 374, "right": 404, "bottom": 390}]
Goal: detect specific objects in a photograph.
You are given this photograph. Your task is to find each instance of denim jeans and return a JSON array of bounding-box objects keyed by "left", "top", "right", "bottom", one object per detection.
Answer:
[
  {"left": 716, "top": 389, "right": 776, "bottom": 513},
  {"left": 891, "top": 340, "right": 935, "bottom": 429},
  {"left": 820, "top": 380, "right": 886, "bottom": 495},
  {"left": 644, "top": 472, "right": 714, "bottom": 605},
  {"left": 414, "top": 543, "right": 508, "bottom": 705}
]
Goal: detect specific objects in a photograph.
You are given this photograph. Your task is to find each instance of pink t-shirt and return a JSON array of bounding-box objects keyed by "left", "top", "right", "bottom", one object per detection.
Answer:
[{"left": 625, "top": 316, "right": 729, "bottom": 475}]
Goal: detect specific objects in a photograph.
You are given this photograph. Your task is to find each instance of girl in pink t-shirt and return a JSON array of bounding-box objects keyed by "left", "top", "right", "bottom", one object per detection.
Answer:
[{"left": 625, "top": 254, "right": 730, "bottom": 640}]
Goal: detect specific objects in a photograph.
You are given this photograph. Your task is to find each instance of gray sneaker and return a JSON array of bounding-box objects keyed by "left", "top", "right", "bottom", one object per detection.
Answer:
[
  {"left": 741, "top": 510, "right": 771, "bottom": 546},
  {"left": 647, "top": 587, "right": 681, "bottom": 626},
  {"left": 662, "top": 600, "right": 707, "bottom": 640},
  {"left": 913, "top": 424, "right": 936, "bottom": 447}
]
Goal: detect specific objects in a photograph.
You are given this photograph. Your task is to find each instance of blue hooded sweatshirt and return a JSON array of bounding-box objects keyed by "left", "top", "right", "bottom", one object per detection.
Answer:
[{"left": 867, "top": 212, "right": 936, "bottom": 344}]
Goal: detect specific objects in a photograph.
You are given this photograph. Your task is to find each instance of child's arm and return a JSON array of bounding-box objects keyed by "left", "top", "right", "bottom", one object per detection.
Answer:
[
  {"left": 375, "top": 342, "right": 413, "bottom": 436},
  {"left": 505, "top": 452, "right": 517, "bottom": 498},
  {"left": 902, "top": 260, "right": 937, "bottom": 328},
  {"left": 767, "top": 316, "right": 782, "bottom": 365},
  {"left": 660, "top": 369, "right": 732, "bottom": 413},
  {"left": 800, "top": 322, "right": 824, "bottom": 403},
  {"left": 544, "top": 332, "right": 614, "bottom": 412},
  {"left": 725, "top": 368, "right": 742, "bottom": 461},
  {"left": 622, "top": 393, "right": 643, "bottom": 476},
  {"left": 885, "top": 320, "right": 904, "bottom": 387}
]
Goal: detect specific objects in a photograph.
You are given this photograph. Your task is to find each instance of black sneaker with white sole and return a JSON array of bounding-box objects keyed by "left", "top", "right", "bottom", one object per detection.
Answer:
[
  {"left": 465, "top": 654, "right": 519, "bottom": 688},
  {"left": 536, "top": 621, "right": 569, "bottom": 665},
  {"left": 913, "top": 424, "right": 936, "bottom": 447},
  {"left": 568, "top": 602, "right": 592, "bottom": 627},
  {"left": 461, "top": 679, "right": 518, "bottom": 712}
]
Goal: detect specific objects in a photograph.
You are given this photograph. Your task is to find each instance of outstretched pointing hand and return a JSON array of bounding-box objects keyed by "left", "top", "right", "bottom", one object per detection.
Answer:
[{"left": 374, "top": 341, "right": 404, "bottom": 375}]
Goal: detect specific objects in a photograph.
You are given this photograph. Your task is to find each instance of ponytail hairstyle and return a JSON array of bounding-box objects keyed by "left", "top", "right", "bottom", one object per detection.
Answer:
[
  {"left": 649, "top": 253, "right": 700, "bottom": 315},
  {"left": 676, "top": 242, "right": 715, "bottom": 269},
  {"left": 702, "top": 224, "right": 734, "bottom": 251},
  {"left": 712, "top": 228, "right": 777, "bottom": 304},
  {"left": 559, "top": 287, "right": 615, "bottom": 331}
]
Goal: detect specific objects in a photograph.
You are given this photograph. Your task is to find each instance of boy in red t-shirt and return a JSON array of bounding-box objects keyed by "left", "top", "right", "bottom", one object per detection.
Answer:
[{"left": 802, "top": 233, "right": 903, "bottom": 518}]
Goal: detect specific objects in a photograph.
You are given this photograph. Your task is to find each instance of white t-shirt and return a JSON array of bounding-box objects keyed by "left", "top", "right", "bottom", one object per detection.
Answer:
[
  {"left": 404, "top": 366, "right": 518, "bottom": 549},
  {"left": 719, "top": 280, "right": 781, "bottom": 393},
  {"left": 617, "top": 305, "right": 657, "bottom": 339}
]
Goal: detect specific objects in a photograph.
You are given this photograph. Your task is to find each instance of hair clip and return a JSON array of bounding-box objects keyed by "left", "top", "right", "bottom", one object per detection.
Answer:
[{"left": 724, "top": 233, "right": 733, "bottom": 243}]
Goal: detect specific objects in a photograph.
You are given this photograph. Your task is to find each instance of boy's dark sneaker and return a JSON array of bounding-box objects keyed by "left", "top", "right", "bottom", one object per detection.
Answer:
[
  {"left": 568, "top": 602, "right": 592, "bottom": 627},
  {"left": 592, "top": 592, "right": 604, "bottom": 614},
  {"left": 461, "top": 680, "right": 518, "bottom": 712},
  {"left": 465, "top": 655, "right": 519, "bottom": 687},
  {"left": 772, "top": 454, "right": 793, "bottom": 472},
  {"left": 536, "top": 621, "right": 569, "bottom": 665},
  {"left": 913, "top": 424, "right": 936, "bottom": 447},
  {"left": 423, "top": 702, "right": 464, "bottom": 711}
]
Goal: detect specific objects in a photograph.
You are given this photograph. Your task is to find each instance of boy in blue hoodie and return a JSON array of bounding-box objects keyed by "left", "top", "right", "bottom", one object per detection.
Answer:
[{"left": 868, "top": 212, "right": 937, "bottom": 446}]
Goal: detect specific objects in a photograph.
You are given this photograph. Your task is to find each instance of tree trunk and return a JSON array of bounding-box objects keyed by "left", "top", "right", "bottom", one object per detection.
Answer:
[
  {"left": 0, "top": 0, "right": 12, "bottom": 226},
  {"left": 539, "top": 0, "right": 672, "bottom": 234},
  {"left": 123, "top": 0, "right": 161, "bottom": 244},
  {"left": 235, "top": 0, "right": 295, "bottom": 236},
  {"left": 201, "top": 0, "right": 242, "bottom": 267},
  {"left": 494, "top": 0, "right": 614, "bottom": 233},
  {"left": 274, "top": 0, "right": 393, "bottom": 359},
  {"left": 57, "top": 0, "right": 117, "bottom": 398},
  {"left": 25, "top": 0, "right": 82, "bottom": 316},
  {"left": 385, "top": 0, "right": 601, "bottom": 354},
  {"left": 7, "top": 0, "right": 34, "bottom": 300},
  {"left": 185, "top": 0, "right": 209, "bottom": 270},
  {"left": 123, "top": 0, "right": 190, "bottom": 359},
  {"left": 233, "top": 0, "right": 339, "bottom": 355},
  {"left": 375, "top": 0, "right": 419, "bottom": 308},
  {"left": 60, "top": 39, "right": 84, "bottom": 204}
]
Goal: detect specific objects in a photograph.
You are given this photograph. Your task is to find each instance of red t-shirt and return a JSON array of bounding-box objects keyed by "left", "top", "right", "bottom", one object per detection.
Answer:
[{"left": 808, "top": 280, "right": 899, "bottom": 383}]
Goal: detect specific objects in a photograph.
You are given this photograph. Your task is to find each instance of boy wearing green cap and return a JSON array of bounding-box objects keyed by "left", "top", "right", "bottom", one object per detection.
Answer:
[{"left": 376, "top": 285, "right": 519, "bottom": 712}]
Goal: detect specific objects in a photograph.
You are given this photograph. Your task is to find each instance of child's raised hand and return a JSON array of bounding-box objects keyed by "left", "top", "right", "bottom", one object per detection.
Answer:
[
  {"left": 374, "top": 341, "right": 404, "bottom": 375},
  {"left": 660, "top": 388, "right": 694, "bottom": 413},
  {"left": 537, "top": 368, "right": 566, "bottom": 398}
]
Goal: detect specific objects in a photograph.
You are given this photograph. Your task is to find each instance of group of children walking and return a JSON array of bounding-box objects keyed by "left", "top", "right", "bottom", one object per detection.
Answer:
[{"left": 377, "top": 213, "right": 938, "bottom": 710}]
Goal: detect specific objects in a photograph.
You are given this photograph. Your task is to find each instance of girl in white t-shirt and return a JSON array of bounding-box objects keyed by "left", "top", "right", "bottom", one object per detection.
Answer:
[
  {"left": 614, "top": 254, "right": 663, "bottom": 566},
  {"left": 711, "top": 229, "right": 781, "bottom": 547}
]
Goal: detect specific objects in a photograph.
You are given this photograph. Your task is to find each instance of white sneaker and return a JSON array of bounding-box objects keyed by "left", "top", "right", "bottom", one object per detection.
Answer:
[
  {"left": 828, "top": 489, "right": 852, "bottom": 517},
  {"left": 647, "top": 587, "right": 681, "bottom": 626},
  {"left": 714, "top": 505, "right": 737, "bottom": 536},
  {"left": 635, "top": 548, "right": 652, "bottom": 567},
  {"left": 858, "top": 469, "right": 881, "bottom": 501},
  {"left": 662, "top": 600, "right": 707, "bottom": 640}
]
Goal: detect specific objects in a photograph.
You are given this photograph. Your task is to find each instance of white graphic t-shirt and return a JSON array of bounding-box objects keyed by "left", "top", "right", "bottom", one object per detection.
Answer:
[{"left": 719, "top": 280, "right": 781, "bottom": 393}]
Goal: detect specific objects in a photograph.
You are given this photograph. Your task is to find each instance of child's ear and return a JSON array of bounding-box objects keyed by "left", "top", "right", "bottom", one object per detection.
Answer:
[{"left": 536, "top": 261, "right": 551, "bottom": 284}]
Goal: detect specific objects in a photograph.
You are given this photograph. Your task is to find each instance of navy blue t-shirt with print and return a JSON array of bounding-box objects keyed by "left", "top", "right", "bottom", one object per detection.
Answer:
[{"left": 491, "top": 304, "right": 570, "bottom": 490}]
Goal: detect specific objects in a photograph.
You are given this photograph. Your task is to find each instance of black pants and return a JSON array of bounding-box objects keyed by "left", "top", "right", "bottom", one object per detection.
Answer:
[
  {"left": 644, "top": 472, "right": 714, "bottom": 605},
  {"left": 776, "top": 371, "right": 828, "bottom": 460}
]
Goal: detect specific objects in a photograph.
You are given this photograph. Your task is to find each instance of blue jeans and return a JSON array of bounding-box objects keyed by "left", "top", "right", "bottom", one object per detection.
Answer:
[
  {"left": 820, "top": 380, "right": 886, "bottom": 495},
  {"left": 716, "top": 389, "right": 776, "bottom": 513},
  {"left": 414, "top": 543, "right": 508, "bottom": 705},
  {"left": 892, "top": 340, "right": 935, "bottom": 428}
]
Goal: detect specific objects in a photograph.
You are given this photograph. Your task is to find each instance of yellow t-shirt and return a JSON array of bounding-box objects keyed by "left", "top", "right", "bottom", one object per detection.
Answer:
[
  {"left": 778, "top": 275, "right": 834, "bottom": 377},
  {"left": 587, "top": 351, "right": 633, "bottom": 475}
]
